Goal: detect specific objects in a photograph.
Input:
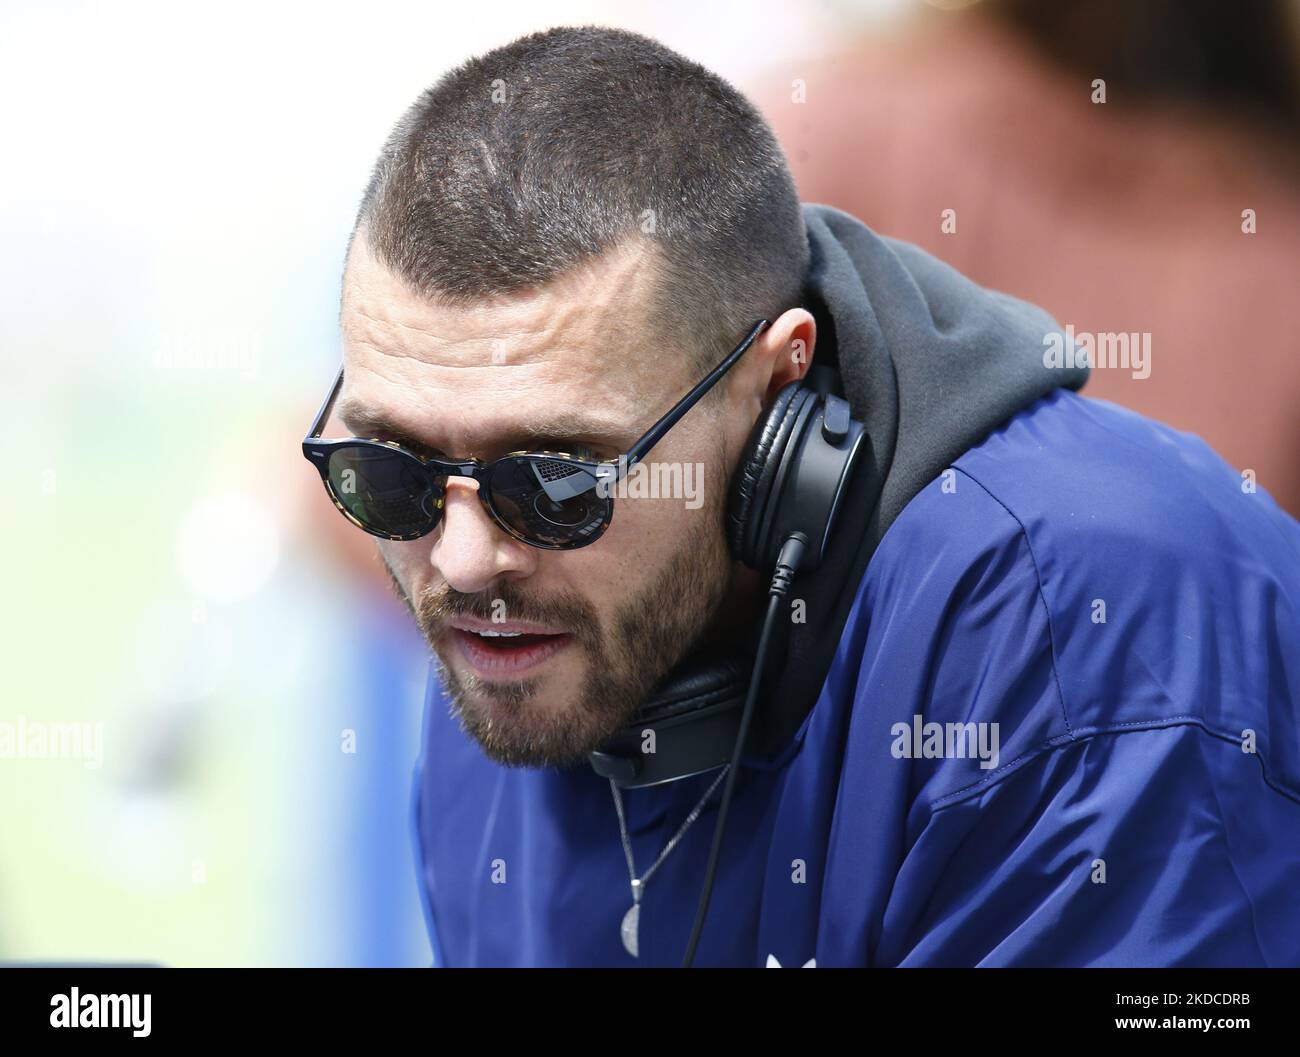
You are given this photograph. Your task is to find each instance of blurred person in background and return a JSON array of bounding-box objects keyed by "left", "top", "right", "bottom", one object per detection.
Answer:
[{"left": 761, "top": 0, "right": 1300, "bottom": 515}]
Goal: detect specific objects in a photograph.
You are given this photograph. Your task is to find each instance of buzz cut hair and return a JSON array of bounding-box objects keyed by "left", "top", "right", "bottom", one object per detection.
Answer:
[{"left": 351, "top": 25, "right": 809, "bottom": 375}]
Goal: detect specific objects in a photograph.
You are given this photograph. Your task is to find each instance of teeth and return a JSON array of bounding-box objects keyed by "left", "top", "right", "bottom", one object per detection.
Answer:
[{"left": 474, "top": 629, "right": 523, "bottom": 638}]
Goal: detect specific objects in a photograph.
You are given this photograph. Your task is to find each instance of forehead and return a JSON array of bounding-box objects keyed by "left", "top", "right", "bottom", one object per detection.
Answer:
[{"left": 337, "top": 234, "right": 687, "bottom": 448}]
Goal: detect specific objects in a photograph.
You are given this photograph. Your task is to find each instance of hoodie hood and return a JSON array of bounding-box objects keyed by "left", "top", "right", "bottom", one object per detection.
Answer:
[{"left": 748, "top": 203, "right": 1089, "bottom": 756}]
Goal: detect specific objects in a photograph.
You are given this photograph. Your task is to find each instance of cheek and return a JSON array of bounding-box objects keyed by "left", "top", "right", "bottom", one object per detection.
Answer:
[
  {"left": 547, "top": 499, "right": 665, "bottom": 614},
  {"left": 612, "top": 440, "right": 726, "bottom": 541},
  {"left": 596, "top": 484, "right": 723, "bottom": 577},
  {"left": 377, "top": 539, "right": 426, "bottom": 591},
  {"left": 597, "top": 436, "right": 728, "bottom": 561}
]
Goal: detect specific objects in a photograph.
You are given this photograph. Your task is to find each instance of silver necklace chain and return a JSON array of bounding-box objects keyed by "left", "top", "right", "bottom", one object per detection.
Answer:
[{"left": 608, "top": 765, "right": 730, "bottom": 958}]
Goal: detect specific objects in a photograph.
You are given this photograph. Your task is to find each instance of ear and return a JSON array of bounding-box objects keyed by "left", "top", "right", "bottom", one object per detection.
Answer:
[{"left": 755, "top": 308, "right": 816, "bottom": 401}]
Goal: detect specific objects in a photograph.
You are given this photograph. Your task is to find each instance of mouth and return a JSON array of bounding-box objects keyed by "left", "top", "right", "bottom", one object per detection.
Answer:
[{"left": 447, "top": 618, "right": 575, "bottom": 679}]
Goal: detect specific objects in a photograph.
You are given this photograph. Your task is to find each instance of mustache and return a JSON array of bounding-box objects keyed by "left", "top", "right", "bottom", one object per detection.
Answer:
[{"left": 384, "top": 563, "right": 601, "bottom": 644}]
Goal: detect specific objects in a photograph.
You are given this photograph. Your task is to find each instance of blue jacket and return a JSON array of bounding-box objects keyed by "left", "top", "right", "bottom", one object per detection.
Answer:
[
  {"left": 410, "top": 208, "right": 1300, "bottom": 967},
  {"left": 411, "top": 388, "right": 1300, "bottom": 966}
]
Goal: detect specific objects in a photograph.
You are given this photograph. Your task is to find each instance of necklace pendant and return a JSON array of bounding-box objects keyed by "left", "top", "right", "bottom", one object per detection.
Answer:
[{"left": 620, "top": 903, "right": 640, "bottom": 958}]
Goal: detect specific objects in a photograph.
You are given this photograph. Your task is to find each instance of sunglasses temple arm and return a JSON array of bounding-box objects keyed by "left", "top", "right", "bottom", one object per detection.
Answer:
[
  {"left": 306, "top": 365, "right": 345, "bottom": 440},
  {"left": 619, "top": 319, "right": 770, "bottom": 475}
]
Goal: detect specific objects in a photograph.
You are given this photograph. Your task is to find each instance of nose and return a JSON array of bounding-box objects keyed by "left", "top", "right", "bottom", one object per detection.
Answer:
[{"left": 429, "top": 476, "right": 536, "bottom": 593}]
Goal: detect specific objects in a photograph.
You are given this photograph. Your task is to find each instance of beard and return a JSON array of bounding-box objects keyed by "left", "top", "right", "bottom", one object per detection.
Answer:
[{"left": 383, "top": 510, "right": 736, "bottom": 769}]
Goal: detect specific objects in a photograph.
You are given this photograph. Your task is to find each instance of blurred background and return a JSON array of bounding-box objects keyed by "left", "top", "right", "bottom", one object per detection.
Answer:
[{"left": 1, "top": 0, "right": 1296, "bottom": 966}]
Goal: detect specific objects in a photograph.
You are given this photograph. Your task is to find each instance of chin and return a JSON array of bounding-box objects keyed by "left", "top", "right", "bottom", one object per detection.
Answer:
[
  {"left": 434, "top": 653, "right": 644, "bottom": 768},
  {"left": 464, "top": 698, "right": 622, "bottom": 770}
]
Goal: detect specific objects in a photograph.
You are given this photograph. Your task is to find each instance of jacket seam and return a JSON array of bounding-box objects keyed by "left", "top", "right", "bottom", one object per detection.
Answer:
[
  {"left": 926, "top": 715, "right": 1300, "bottom": 811},
  {"left": 952, "top": 465, "right": 1075, "bottom": 741},
  {"left": 1196, "top": 729, "right": 1269, "bottom": 962}
]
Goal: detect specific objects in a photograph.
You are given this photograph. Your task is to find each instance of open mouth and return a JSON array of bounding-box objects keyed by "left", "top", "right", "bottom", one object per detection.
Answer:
[{"left": 450, "top": 624, "right": 574, "bottom": 678}]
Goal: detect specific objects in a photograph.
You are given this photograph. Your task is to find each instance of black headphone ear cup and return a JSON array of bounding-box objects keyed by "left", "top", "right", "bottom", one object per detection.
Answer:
[{"left": 726, "top": 382, "right": 808, "bottom": 566}]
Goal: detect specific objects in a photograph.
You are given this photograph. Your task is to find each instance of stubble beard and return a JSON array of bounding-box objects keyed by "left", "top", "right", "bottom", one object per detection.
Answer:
[{"left": 384, "top": 508, "right": 736, "bottom": 769}]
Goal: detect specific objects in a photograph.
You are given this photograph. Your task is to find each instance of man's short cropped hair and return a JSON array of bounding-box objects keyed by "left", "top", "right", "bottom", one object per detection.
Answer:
[{"left": 352, "top": 25, "right": 809, "bottom": 374}]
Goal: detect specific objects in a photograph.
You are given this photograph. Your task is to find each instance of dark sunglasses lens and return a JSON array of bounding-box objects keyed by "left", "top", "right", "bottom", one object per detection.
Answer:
[
  {"left": 488, "top": 455, "right": 612, "bottom": 548},
  {"left": 326, "top": 445, "right": 442, "bottom": 538}
]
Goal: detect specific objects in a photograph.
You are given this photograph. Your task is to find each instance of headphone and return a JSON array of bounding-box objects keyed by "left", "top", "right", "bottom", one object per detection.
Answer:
[
  {"left": 589, "top": 365, "right": 866, "bottom": 789},
  {"left": 587, "top": 357, "right": 866, "bottom": 966}
]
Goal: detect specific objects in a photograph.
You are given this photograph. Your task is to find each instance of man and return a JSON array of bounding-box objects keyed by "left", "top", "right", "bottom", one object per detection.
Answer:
[{"left": 304, "top": 27, "right": 1300, "bottom": 967}]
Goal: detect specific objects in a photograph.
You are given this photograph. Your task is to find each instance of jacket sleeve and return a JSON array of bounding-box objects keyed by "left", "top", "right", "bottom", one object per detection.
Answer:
[
  {"left": 885, "top": 722, "right": 1300, "bottom": 966},
  {"left": 833, "top": 471, "right": 1300, "bottom": 967}
]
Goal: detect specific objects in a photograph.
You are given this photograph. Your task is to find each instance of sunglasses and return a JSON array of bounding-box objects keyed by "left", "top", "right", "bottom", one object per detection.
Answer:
[{"left": 302, "top": 320, "right": 771, "bottom": 550}]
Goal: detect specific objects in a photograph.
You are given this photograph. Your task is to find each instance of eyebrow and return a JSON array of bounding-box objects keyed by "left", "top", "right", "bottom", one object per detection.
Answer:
[{"left": 334, "top": 397, "right": 634, "bottom": 457}]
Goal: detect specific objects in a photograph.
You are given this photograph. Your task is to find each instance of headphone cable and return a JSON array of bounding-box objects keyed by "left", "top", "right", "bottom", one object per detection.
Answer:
[{"left": 681, "top": 533, "right": 808, "bottom": 967}]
